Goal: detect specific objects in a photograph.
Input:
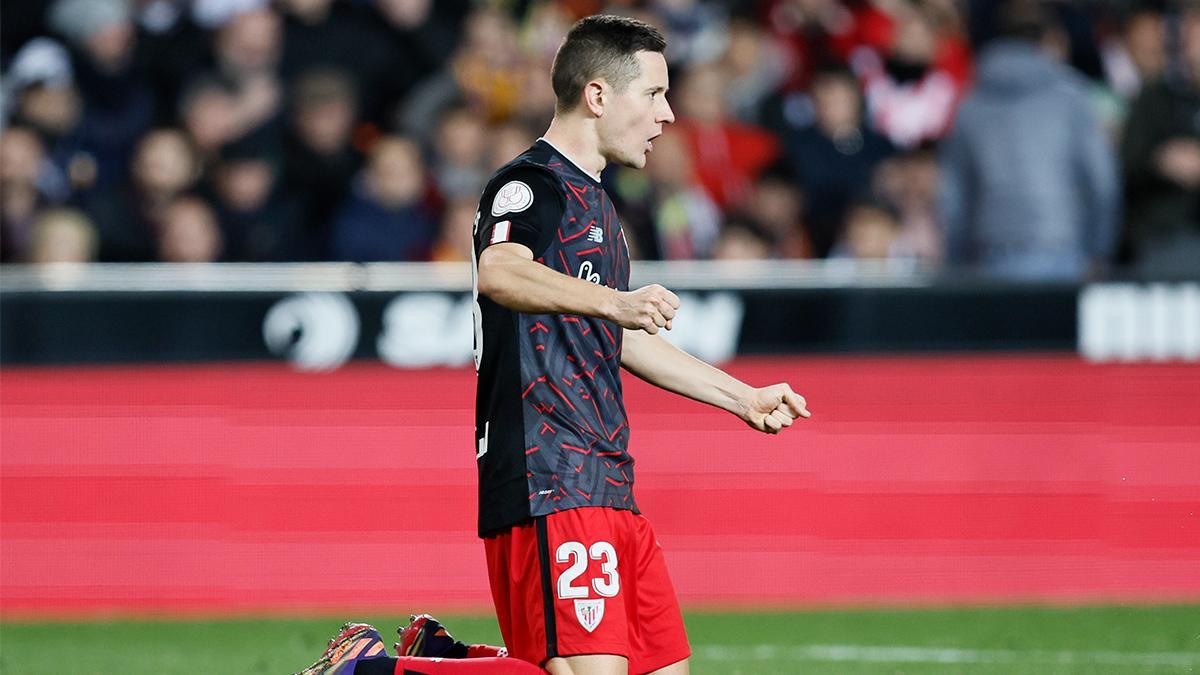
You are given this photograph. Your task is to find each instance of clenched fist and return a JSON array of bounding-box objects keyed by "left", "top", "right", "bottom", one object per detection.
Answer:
[
  {"left": 608, "top": 284, "right": 681, "bottom": 334},
  {"left": 740, "top": 383, "right": 811, "bottom": 434}
]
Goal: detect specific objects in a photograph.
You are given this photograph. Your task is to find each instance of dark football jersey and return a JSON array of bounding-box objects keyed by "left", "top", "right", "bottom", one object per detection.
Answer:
[{"left": 472, "top": 139, "right": 634, "bottom": 537}]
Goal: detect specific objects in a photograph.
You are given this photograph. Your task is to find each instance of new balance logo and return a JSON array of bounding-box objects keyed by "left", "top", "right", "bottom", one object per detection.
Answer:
[{"left": 588, "top": 226, "right": 604, "bottom": 243}]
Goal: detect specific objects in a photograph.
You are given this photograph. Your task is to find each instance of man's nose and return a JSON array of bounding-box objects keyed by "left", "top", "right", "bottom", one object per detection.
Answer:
[{"left": 660, "top": 100, "right": 676, "bottom": 124}]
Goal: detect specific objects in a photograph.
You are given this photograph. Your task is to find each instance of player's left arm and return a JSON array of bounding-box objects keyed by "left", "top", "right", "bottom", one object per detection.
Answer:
[{"left": 620, "top": 329, "right": 811, "bottom": 434}]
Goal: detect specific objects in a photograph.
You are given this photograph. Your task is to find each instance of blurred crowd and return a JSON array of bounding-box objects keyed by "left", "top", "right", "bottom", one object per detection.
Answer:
[{"left": 1, "top": 0, "right": 1197, "bottom": 280}]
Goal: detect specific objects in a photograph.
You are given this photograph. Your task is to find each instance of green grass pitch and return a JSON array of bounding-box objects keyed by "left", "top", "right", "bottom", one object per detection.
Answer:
[{"left": 2, "top": 604, "right": 1198, "bottom": 673}]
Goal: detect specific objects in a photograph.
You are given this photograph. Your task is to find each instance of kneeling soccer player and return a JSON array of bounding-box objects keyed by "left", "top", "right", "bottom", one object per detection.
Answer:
[{"left": 469, "top": 13, "right": 809, "bottom": 675}]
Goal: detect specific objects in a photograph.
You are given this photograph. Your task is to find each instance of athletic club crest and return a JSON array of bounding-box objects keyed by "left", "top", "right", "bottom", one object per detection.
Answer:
[{"left": 574, "top": 598, "right": 605, "bottom": 633}]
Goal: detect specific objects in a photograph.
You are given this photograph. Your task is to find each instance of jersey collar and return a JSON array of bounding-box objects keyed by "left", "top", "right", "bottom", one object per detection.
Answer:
[{"left": 536, "top": 137, "right": 603, "bottom": 185}]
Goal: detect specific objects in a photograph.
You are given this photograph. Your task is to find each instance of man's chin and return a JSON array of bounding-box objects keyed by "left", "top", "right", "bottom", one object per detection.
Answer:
[{"left": 622, "top": 153, "right": 648, "bottom": 170}]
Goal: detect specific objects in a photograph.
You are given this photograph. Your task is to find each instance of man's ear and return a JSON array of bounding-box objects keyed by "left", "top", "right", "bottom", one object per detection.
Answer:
[{"left": 583, "top": 79, "right": 606, "bottom": 118}]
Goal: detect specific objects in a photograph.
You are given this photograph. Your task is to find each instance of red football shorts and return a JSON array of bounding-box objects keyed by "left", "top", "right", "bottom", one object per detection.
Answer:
[{"left": 484, "top": 507, "right": 690, "bottom": 673}]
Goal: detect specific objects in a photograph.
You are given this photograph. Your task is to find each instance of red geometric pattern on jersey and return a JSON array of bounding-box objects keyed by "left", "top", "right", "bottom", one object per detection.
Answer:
[
  {"left": 519, "top": 165, "right": 633, "bottom": 516},
  {"left": 484, "top": 508, "right": 690, "bottom": 674},
  {"left": 474, "top": 140, "right": 635, "bottom": 535}
]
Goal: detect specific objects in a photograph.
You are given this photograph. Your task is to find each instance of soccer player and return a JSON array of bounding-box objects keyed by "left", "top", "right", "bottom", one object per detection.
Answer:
[
  {"left": 471, "top": 14, "right": 809, "bottom": 675},
  {"left": 299, "top": 14, "right": 810, "bottom": 675}
]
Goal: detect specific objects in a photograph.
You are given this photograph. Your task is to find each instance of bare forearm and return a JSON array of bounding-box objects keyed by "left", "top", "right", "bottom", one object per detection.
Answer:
[
  {"left": 620, "top": 329, "right": 752, "bottom": 416},
  {"left": 479, "top": 245, "right": 684, "bottom": 336}
]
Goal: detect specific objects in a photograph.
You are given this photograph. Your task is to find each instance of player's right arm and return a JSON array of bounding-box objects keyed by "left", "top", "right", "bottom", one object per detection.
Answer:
[
  {"left": 475, "top": 167, "right": 679, "bottom": 332},
  {"left": 479, "top": 244, "right": 680, "bottom": 333}
]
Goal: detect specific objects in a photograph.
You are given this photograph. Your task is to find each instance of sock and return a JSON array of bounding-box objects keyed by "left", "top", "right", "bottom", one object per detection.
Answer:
[
  {"left": 431, "top": 641, "right": 469, "bottom": 659},
  {"left": 465, "top": 644, "right": 507, "bottom": 658},
  {"left": 354, "top": 659, "right": 397, "bottom": 675}
]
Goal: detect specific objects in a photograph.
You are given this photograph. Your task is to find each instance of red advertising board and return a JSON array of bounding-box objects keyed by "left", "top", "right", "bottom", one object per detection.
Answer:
[{"left": 2, "top": 356, "right": 1198, "bottom": 616}]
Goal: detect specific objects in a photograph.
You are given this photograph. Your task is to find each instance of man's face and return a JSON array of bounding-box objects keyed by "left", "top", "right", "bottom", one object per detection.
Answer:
[
  {"left": 598, "top": 50, "right": 675, "bottom": 170},
  {"left": 133, "top": 131, "right": 195, "bottom": 195},
  {"left": 812, "top": 75, "right": 861, "bottom": 133}
]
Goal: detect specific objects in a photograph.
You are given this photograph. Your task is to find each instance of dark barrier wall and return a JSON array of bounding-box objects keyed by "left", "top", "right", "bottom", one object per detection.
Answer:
[
  {"left": 0, "top": 285, "right": 1080, "bottom": 366},
  {"left": 737, "top": 284, "right": 1077, "bottom": 352}
]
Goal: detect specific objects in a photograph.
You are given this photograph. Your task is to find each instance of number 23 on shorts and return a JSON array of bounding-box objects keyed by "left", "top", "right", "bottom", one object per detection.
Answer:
[
  {"left": 555, "top": 540, "right": 620, "bottom": 599},
  {"left": 554, "top": 540, "right": 620, "bottom": 636}
]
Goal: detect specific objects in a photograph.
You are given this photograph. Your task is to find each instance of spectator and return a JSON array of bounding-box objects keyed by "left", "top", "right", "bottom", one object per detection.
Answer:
[
  {"left": 402, "top": 6, "right": 526, "bottom": 137},
  {"left": 431, "top": 104, "right": 489, "bottom": 200},
  {"left": 1, "top": 38, "right": 83, "bottom": 199},
  {"left": 519, "top": 0, "right": 574, "bottom": 64},
  {"left": 783, "top": 64, "right": 895, "bottom": 257},
  {"left": 157, "top": 195, "right": 224, "bottom": 263},
  {"left": 330, "top": 136, "right": 438, "bottom": 262},
  {"left": 179, "top": 76, "right": 244, "bottom": 161},
  {"left": 640, "top": 128, "right": 723, "bottom": 260},
  {"left": 850, "top": 2, "right": 965, "bottom": 148},
  {"left": 510, "top": 0, "right": 567, "bottom": 128},
  {"left": 653, "top": 0, "right": 729, "bottom": 66},
  {"left": 872, "top": 145, "right": 943, "bottom": 263},
  {"left": 675, "top": 63, "right": 780, "bottom": 210},
  {"left": 431, "top": 195, "right": 478, "bottom": 263},
  {"left": 1102, "top": 6, "right": 1167, "bottom": 103},
  {"left": 27, "top": 207, "right": 98, "bottom": 263},
  {"left": 85, "top": 127, "right": 200, "bottom": 261},
  {"left": 832, "top": 198, "right": 903, "bottom": 260},
  {"left": 510, "top": 56, "right": 560, "bottom": 131},
  {"left": 370, "top": 0, "right": 465, "bottom": 124},
  {"left": 744, "top": 164, "right": 812, "bottom": 259},
  {"left": 208, "top": 133, "right": 301, "bottom": 261},
  {"left": 712, "top": 214, "right": 775, "bottom": 261},
  {"left": 1, "top": 127, "right": 51, "bottom": 262},
  {"left": 209, "top": 5, "right": 285, "bottom": 140},
  {"left": 1120, "top": 6, "right": 1200, "bottom": 275},
  {"left": 485, "top": 121, "right": 538, "bottom": 172},
  {"left": 47, "top": 0, "right": 155, "bottom": 190},
  {"left": 449, "top": 6, "right": 527, "bottom": 123},
  {"left": 765, "top": 0, "right": 883, "bottom": 90},
  {"left": 277, "top": 0, "right": 392, "bottom": 118},
  {"left": 939, "top": 0, "right": 1119, "bottom": 281},
  {"left": 0, "top": 0, "right": 1154, "bottom": 272},
  {"left": 283, "top": 68, "right": 363, "bottom": 259},
  {"left": 719, "top": 17, "right": 792, "bottom": 125}
]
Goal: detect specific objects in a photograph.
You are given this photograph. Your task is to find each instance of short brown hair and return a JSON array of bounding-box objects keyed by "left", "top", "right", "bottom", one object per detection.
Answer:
[{"left": 551, "top": 14, "right": 667, "bottom": 112}]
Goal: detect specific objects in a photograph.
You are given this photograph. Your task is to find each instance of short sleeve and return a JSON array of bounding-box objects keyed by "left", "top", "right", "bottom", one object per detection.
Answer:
[{"left": 476, "top": 167, "right": 564, "bottom": 258}]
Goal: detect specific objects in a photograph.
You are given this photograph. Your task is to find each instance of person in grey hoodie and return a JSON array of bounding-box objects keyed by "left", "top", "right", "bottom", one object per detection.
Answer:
[{"left": 939, "top": 0, "right": 1119, "bottom": 281}]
